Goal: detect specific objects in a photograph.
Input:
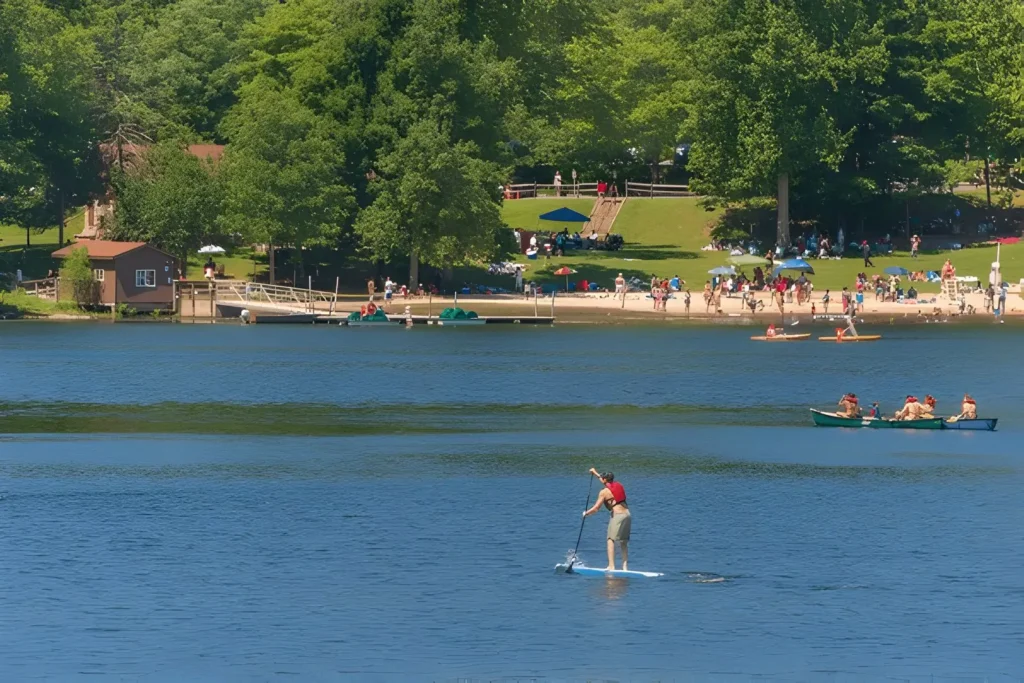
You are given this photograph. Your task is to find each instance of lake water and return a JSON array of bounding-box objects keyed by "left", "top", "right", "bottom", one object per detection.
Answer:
[{"left": 1, "top": 322, "right": 1022, "bottom": 682}]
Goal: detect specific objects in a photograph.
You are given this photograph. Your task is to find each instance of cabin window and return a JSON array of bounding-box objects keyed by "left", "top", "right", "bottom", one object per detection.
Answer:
[
  {"left": 93, "top": 269, "right": 104, "bottom": 282},
  {"left": 135, "top": 269, "right": 156, "bottom": 288}
]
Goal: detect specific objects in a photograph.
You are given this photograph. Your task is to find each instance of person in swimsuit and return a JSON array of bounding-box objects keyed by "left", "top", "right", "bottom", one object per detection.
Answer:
[
  {"left": 958, "top": 394, "right": 977, "bottom": 420},
  {"left": 895, "top": 395, "right": 922, "bottom": 420},
  {"left": 582, "top": 468, "right": 631, "bottom": 571}
]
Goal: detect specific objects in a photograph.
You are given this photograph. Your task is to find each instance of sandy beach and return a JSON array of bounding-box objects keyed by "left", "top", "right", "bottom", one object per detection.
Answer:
[{"left": 351, "top": 287, "right": 1020, "bottom": 325}]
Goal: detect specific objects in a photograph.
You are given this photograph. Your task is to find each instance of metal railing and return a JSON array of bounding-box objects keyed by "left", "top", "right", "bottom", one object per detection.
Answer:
[{"left": 215, "top": 280, "right": 340, "bottom": 313}]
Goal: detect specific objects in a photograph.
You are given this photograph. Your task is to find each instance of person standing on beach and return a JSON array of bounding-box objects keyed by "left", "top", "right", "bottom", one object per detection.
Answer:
[
  {"left": 998, "top": 281, "right": 1008, "bottom": 315},
  {"left": 862, "top": 241, "right": 874, "bottom": 267},
  {"left": 911, "top": 234, "right": 921, "bottom": 258},
  {"left": 367, "top": 278, "right": 376, "bottom": 302},
  {"left": 684, "top": 289, "right": 691, "bottom": 316},
  {"left": 384, "top": 277, "right": 394, "bottom": 310},
  {"left": 515, "top": 266, "right": 523, "bottom": 296},
  {"left": 822, "top": 290, "right": 830, "bottom": 313},
  {"left": 615, "top": 273, "right": 625, "bottom": 300},
  {"left": 582, "top": 468, "right": 630, "bottom": 571}
]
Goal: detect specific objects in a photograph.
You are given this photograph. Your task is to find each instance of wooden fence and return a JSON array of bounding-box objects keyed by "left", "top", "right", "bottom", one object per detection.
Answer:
[
  {"left": 504, "top": 182, "right": 601, "bottom": 199},
  {"left": 625, "top": 181, "right": 695, "bottom": 197},
  {"left": 19, "top": 278, "right": 57, "bottom": 299}
]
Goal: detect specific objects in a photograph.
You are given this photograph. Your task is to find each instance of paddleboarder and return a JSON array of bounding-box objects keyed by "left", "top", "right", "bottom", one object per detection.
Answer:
[{"left": 582, "top": 468, "right": 631, "bottom": 571}]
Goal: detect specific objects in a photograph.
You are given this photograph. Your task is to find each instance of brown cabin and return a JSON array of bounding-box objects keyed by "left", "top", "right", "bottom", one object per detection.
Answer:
[{"left": 52, "top": 241, "right": 176, "bottom": 311}]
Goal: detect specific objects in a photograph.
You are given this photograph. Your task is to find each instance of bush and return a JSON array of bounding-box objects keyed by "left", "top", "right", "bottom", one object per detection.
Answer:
[{"left": 58, "top": 247, "right": 98, "bottom": 305}]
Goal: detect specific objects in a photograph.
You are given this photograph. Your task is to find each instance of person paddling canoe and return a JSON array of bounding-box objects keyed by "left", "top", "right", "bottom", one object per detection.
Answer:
[
  {"left": 582, "top": 468, "right": 631, "bottom": 571},
  {"left": 895, "top": 395, "right": 922, "bottom": 420},
  {"left": 955, "top": 394, "right": 978, "bottom": 420},
  {"left": 837, "top": 393, "right": 861, "bottom": 418},
  {"left": 920, "top": 395, "right": 937, "bottom": 416}
]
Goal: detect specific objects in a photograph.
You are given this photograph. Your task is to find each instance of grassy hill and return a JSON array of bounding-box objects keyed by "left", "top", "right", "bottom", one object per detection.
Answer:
[{"left": 490, "top": 197, "right": 1021, "bottom": 293}]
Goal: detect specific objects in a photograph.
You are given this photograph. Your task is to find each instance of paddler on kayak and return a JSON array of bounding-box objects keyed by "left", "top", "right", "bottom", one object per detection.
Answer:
[
  {"left": 766, "top": 323, "right": 777, "bottom": 338},
  {"left": 956, "top": 394, "right": 978, "bottom": 419},
  {"left": 582, "top": 468, "right": 631, "bottom": 571},
  {"left": 895, "top": 395, "right": 922, "bottom": 420},
  {"left": 837, "top": 393, "right": 860, "bottom": 418}
]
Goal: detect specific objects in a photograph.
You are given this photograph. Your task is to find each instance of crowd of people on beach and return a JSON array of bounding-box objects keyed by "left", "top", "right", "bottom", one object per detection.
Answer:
[{"left": 837, "top": 393, "right": 978, "bottom": 421}]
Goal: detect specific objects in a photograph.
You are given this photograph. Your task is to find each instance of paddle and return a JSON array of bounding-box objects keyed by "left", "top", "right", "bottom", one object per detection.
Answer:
[{"left": 566, "top": 475, "right": 595, "bottom": 574}]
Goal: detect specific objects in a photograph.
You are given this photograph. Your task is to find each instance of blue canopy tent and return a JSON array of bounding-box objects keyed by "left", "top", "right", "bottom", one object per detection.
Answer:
[
  {"left": 773, "top": 259, "right": 815, "bottom": 276},
  {"left": 884, "top": 266, "right": 910, "bottom": 276},
  {"left": 539, "top": 207, "right": 591, "bottom": 223}
]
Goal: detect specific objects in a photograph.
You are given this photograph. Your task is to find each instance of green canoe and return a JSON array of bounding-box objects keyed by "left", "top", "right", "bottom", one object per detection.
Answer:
[{"left": 810, "top": 409, "right": 943, "bottom": 430}]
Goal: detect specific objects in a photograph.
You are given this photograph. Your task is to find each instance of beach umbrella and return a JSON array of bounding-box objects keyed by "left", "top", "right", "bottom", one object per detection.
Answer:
[
  {"left": 884, "top": 266, "right": 910, "bottom": 276},
  {"left": 708, "top": 266, "right": 736, "bottom": 276},
  {"left": 727, "top": 253, "right": 768, "bottom": 267},
  {"left": 553, "top": 266, "right": 577, "bottom": 290},
  {"left": 772, "top": 258, "right": 815, "bottom": 276},
  {"left": 198, "top": 245, "right": 226, "bottom": 254},
  {"left": 539, "top": 207, "right": 590, "bottom": 223}
]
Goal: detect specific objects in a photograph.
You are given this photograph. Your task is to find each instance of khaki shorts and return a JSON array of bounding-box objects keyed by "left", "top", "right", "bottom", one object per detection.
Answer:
[{"left": 607, "top": 512, "right": 631, "bottom": 541}]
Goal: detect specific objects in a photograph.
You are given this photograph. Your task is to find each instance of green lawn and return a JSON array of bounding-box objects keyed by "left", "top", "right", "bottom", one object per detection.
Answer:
[
  {"left": 501, "top": 198, "right": 595, "bottom": 230},
  {"left": 487, "top": 197, "right": 1020, "bottom": 293},
  {"left": 959, "top": 187, "right": 1024, "bottom": 208},
  {"left": 186, "top": 248, "right": 265, "bottom": 280},
  {"left": 0, "top": 290, "right": 90, "bottom": 317}
]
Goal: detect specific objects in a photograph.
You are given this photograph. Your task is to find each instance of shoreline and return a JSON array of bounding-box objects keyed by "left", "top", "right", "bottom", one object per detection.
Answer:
[{"left": 8, "top": 288, "right": 1021, "bottom": 326}]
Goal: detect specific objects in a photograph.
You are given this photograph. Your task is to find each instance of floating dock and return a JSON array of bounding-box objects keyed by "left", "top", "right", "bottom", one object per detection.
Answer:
[{"left": 215, "top": 302, "right": 553, "bottom": 326}]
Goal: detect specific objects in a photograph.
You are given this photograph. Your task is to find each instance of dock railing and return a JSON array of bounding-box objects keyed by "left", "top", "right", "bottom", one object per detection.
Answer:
[{"left": 215, "top": 280, "right": 341, "bottom": 313}]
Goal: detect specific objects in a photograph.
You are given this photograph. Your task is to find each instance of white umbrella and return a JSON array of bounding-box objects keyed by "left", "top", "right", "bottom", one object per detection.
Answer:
[{"left": 198, "top": 245, "right": 226, "bottom": 254}]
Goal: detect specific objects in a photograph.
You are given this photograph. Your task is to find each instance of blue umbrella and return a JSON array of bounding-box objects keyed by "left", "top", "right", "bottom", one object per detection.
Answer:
[
  {"left": 708, "top": 266, "right": 736, "bottom": 276},
  {"left": 773, "top": 259, "right": 815, "bottom": 276},
  {"left": 539, "top": 207, "right": 590, "bottom": 222},
  {"left": 884, "top": 266, "right": 910, "bottom": 276}
]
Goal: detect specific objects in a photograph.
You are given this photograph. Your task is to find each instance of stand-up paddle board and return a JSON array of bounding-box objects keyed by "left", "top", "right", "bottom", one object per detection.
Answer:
[{"left": 554, "top": 563, "right": 663, "bottom": 578}]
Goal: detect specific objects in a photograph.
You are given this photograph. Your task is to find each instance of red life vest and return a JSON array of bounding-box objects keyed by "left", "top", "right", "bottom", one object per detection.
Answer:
[{"left": 606, "top": 481, "right": 626, "bottom": 505}]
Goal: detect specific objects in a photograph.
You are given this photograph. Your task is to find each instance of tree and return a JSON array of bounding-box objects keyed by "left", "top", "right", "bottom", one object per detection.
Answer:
[
  {"left": 355, "top": 118, "right": 506, "bottom": 285},
  {"left": 123, "top": 0, "right": 273, "bottom": 138},
  {"left": 107, "top": 140, "right": 221, "bottom": 274},
  {"left": 0, "top": 0, "right": 103, "bottom": 244},
  {"left": 219, "top": 77, "right": 354, "bottom": 283},
  {"left": 58, "top": 246, "right": 97, "bottom": 305},
  {"left": 542, "top": 0, "right": 687, "bottom": 180},
  {"left": 680, "top": 0, "right": 852, "bottom": 246}
]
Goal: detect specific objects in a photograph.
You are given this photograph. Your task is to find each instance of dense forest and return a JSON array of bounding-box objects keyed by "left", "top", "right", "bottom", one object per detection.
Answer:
[{"left": 2, "top": 0, "right": 1022, "bottom": 279}]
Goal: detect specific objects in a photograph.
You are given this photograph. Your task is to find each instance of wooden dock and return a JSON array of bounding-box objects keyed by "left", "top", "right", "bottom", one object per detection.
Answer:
[{"left": 213, "top": 302, "right": 553, "bottom": 326}]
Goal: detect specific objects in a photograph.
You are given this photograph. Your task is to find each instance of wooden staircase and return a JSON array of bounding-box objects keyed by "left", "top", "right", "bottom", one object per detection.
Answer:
[{"left": 588, "top": 197, "right": 625, "bottom": 238}]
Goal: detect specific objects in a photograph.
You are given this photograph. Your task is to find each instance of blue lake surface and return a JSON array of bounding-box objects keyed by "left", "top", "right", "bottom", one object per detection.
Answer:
[{"left": 0, "top": 322, "right": 1022, "bottom": 682}]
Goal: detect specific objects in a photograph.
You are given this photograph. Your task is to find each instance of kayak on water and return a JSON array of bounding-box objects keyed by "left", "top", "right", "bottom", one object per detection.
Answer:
[
  {"left": 818, "top": 335, "right": 882, "bottom": 342},
  {"left": 750, "top": 333, "right": 810, "bottom": 341}
]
